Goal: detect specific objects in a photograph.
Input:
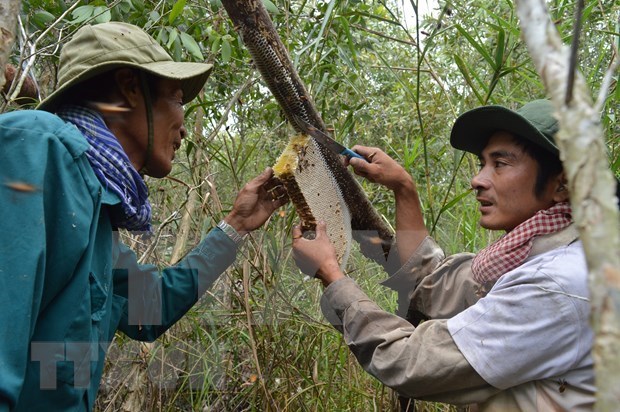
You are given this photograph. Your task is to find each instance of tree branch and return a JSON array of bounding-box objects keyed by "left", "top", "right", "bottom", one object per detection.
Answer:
[{"left": 514, "top": 0, "right": 620, "bottom": 409}]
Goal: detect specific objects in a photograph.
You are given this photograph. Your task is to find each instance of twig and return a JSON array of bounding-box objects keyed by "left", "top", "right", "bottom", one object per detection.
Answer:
[
  {"left": 350, "top": 23, "right": 417, "bottom": 46},
  {"left": 163, "top": 174, "right": 193, "bottom": 189},
  {"left": 565, "top": 0, "right": 584, "bottom": 105},
  {"left": 241, "top": 260, "right": 277, "bottom": 410},
  {"left": 594, "top": 45, "right": 619, "bottom": 113},
  {"left": 205, "top": 76, "right": 256, "bottom": 142},
  {"left": 367, "top": 65, "right": 427, "bottom": 72},
  {"left": 137, "top": 209, "right": 184, "bottom": 264},
  {"left": 8, "top": 1, "right": 81, "bottom": 104}
]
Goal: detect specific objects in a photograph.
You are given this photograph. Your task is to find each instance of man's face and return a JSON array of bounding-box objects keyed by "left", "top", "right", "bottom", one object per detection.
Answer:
[
  {"left": 472, "top": 131, "right": 559, "bottom": 232},
  {"left": 145, "top": 78, "right": 187, "bottom": 178}
]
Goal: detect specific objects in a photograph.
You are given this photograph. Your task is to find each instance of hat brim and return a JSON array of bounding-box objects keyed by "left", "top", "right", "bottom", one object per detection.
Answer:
[
  {"left": 450, "top": 105, "right": 559, "bottom": 156},
  {"left": 38, "top": 60, "right": 213, "bottom": 112}
]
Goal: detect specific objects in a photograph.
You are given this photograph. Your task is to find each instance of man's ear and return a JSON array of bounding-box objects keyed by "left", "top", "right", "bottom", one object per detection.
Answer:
[
  {"left": 114, "top": 68, "right": 141, "bottom": 108},
  {"left": 553, "top": 172, "right": 570, "bottom": 203}
]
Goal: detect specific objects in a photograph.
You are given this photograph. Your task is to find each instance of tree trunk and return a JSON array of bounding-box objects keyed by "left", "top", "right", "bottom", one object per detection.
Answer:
[
  {"left": 170, "top": 103, "right": 205, "bottom": 265},
  {"left": 0, "top": 0, "right": 20, "bottom": 94},
  {"left": 514, "top": 0, "right": 620, "bottom": 409}
]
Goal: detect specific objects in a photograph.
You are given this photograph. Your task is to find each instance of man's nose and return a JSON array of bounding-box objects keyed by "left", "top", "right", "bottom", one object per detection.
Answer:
[{"left": 471, "top": 168, "right": 489, "bottom": 191}]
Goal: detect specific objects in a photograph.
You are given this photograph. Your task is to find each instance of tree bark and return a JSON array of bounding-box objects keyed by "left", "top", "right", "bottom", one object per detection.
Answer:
[
  {"left": 514, "top": 0, "right": 620, "bottom": 409},
  {"left": 0, "top": 0, "right": 20, "bottom": 94},
  {"left": 170, "top": 103, "right": 205, "bottom": 265}
]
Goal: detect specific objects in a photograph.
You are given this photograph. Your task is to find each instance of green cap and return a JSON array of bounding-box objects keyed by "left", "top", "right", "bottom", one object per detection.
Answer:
[
  {"left": 452, "top": 99, "right": 620, "bottom": 207},
  {"left": 450, "top": 99, "right": 559, "bottom": 156},
  {"left": 38, "top": 22, "right": 213, "bottom": 111}
]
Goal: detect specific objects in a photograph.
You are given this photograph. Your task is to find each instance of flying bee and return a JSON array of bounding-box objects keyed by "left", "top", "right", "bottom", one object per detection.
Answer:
[
  {"left": 557, "top": 379, "right": 568, "bottom": 393},
  {"left": 4, "top": 181, "right": 38, "bottom": 192}
]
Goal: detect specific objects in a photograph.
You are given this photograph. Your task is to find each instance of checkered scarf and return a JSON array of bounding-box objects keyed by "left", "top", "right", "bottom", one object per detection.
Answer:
[
  {"left": 57, "top": 104, "right": 152, "bottom": 232},
  {"left": 471, "top": 202, "right": 572, "bottom": 284}
]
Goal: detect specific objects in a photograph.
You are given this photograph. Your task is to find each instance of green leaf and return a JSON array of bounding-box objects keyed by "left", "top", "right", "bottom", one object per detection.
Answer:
[
  {"left": 185, "top": 139, "right": 195, "bottom": 158},
  {"left": 312, "top": 0, "right": 337, "bottom": 57},
  {"left": 71, "top": 5, "right": 94, "bottom": 23},
  {"left": 32, "top": 10, "right": 56, "bottom": 28},
  {"left": 211, "top": 36, "right": 221, "bottom": 54},
  {"left": 118, "top": 0, "right": 134, "bottom": 14},
  {"left": 439, "top": 190, "right": 473, "bottom": 216},
  {"left": 338, "top": 16, "right": 358, "bottom": 67},
  {"left": 455, "top": 24, "right": 494, "bottom": 68},
  {"left": 180, "top": 32, "right": 204, "bottom": 60},
  {"left": 454, "top": 54, "right": 484, "bottom": 104},
  {"left": 155, "top": 28, "right": 166, "bottom": 44},
  {"left": 221, "top": 38, "right": 232, "bottom": 63},
  {"left": 131, "top": 0, "right": 145, "bottom": 11},
  {"left": 148, "top": 10, "right": 161, "bottom": 25},
  {"left": 262, "top": 0, "right": 279, "bottom": 15},
  {"left": 167, "top": 28, "right": 179, "bottom": 50},
  {"left": 172, "top": 35, "right": 182, "bottom": 61},
  {"left": 494, "top": 27, "right": 505, "bottom": 69},
  {"left": 94, "top": 7, "right": 111, "bottom": 23},
  {"left": 169, "top": 0, "right": 187, "bottom": 24}
]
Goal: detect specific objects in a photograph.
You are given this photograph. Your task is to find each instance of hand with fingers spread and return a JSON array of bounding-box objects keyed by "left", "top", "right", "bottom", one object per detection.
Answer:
[
  {"left": 346, "top": 145, "right": 415, "bottom": 194},
  {"left": 292, "top": 221, "right": 345, "bottom": 287},
  {"left": 225, "top": 167, "right": 289, "bottom": 234}
]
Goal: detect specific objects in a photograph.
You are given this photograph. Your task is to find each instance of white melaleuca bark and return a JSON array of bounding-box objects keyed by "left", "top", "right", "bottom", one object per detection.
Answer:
[
  {"left": 0, "top": 0, "right": 19, "bottom": 94},
  {"left": 515, "top": 0, "right": 620, "bottom": 409}
]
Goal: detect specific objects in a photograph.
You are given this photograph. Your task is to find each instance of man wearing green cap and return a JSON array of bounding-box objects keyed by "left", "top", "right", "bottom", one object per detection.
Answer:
[
  {"left": 0, "top": 22, "right": 287, "bottom": 410},
  {"left": 292, "top": 99, "right": 609, "bottom": 410}
]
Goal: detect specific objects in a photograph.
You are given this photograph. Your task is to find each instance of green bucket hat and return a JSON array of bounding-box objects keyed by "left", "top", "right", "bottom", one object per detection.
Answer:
[
  {"left": 450, "top": 99, "right": 559, "bottom": 156},
  {"left": 38, "top": 21, "right": 213, "bottom": 111}
]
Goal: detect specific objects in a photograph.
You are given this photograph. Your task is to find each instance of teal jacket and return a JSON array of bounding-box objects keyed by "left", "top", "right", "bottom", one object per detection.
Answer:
[{"left": 0, "top": 110, "right": 238, "bottom": 411}]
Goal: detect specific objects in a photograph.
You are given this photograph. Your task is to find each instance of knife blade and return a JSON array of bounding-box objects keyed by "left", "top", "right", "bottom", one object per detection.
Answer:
[{"left": 294, "top": 116, "right": 367, "bottom": 162}]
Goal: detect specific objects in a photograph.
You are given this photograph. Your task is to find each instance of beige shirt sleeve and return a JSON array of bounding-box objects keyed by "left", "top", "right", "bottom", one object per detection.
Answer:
[
  {"left": 320, "top": 277, "right": 500, "bottom": 404},
  {"left": 381, "top": 236, "right": 482, "bottom": 320}
]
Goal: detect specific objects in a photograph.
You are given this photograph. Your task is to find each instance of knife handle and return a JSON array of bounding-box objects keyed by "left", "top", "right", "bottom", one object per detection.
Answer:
[{"left": 341, "top": 148, "right": 368, "bottom": 162}]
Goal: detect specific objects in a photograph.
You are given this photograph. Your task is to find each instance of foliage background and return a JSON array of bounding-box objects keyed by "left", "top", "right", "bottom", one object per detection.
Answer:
[{"left": 6, "top": 0, "right": 619, "bottom": 410}]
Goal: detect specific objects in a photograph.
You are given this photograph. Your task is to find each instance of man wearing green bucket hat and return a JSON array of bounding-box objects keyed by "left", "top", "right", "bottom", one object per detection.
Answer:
[
  {"left": 292, "top": 99, "right": 615, "bottom": 410},
  {"left": 0, "top": 22, "right": 287, "bottom": 410}
]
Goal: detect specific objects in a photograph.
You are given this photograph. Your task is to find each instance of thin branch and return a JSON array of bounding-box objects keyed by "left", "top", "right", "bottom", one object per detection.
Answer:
[
  {"left": 594, "top": 45, "right": 619, "bottom": 112},
  {"left": 137, "top": 210, "right": 183, "bottom": 264},
  {"left": 205, "top": 75, "right": 256, "bottom": 142},
  {"left": 7, "top": 1, "right": 81, "bottom": 103},
  {"left": 350, "top": 23, "right": 417, "bottom": 46},
  {"left": 566, "top": 0, "right": 585, "bottom": 104},
  {"left": 8, "top": 15, "right": 37, "bottom": 103},
  {"left": 515, "top": 0, "right": 620, "bottom": 408},
  {"left": 368, "top": 65, "right": 427, "bottom": 72},
  {"left": 8, "top": 0, "right": 124, "bottom": 105}
]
